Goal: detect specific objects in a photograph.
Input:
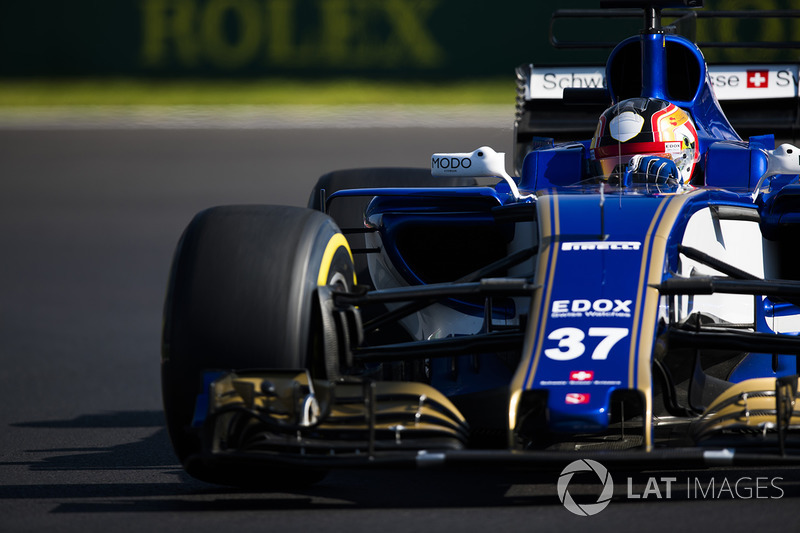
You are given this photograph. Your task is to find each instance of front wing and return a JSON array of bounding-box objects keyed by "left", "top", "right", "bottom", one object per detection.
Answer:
[{"left": 187, "top": 370, "right": 800, "bottom": 473}]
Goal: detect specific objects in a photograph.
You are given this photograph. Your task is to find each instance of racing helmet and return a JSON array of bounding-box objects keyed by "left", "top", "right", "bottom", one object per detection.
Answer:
[{"left": 590, "top": 98, "right": 699, "bottom": 184}]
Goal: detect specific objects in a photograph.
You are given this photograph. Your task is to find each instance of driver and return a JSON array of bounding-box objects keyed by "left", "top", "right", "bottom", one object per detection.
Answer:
[{"left": 590, "top": 97, "right": 700, "bottom": 185}]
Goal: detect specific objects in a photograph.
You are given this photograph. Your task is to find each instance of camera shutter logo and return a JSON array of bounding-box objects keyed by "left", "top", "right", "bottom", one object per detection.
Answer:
[{"left": 557, "top": 459, "right": 614, "bottom": 516}]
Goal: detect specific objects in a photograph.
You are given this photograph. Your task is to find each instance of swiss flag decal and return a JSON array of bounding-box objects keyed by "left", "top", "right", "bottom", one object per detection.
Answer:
[
  {"left": 565, "top": 393, "right": 590, "bottom": 405},
  {"left": 569, "top": 370, "right": 594, "bottom": 382},
  {"left": 747, "top": 70, "right": 769, "bottom": 88}
]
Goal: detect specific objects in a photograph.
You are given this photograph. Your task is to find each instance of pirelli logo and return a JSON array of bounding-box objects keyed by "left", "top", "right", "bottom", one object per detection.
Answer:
[{"left": 561, "top": 241, "right": 642, "bottom": 251}]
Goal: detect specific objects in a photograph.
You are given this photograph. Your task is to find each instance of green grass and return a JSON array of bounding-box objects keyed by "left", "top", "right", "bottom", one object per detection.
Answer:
[{"left": 0, "top": 78, "right": 516, "bottom": 107}]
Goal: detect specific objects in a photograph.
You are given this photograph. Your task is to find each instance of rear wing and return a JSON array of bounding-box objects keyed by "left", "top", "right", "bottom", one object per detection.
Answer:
[
  {"left": 522, "top": 64, "right": 799, "bottom": 102},
  {"left": 513, "top": 64, "right": 800, "bottom": 174}
]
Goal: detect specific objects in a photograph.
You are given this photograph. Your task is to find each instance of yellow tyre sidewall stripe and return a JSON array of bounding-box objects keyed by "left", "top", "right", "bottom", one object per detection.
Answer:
[{"left": 317, "top": 232, "right": 356, "bottom": 287}]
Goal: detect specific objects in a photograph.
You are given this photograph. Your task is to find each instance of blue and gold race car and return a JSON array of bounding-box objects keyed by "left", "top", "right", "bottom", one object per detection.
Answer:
[{"left": 161, "top": 1, "right": 800, "bottom": 486}]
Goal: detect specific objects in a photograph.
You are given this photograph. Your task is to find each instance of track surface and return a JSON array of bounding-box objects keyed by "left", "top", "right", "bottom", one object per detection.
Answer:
[{"left": 2, "top": 127, "right": 800, "bottom": 532}]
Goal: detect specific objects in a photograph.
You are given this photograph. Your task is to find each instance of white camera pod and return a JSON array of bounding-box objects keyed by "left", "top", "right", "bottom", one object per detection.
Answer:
[{"left": 430, "top": 146, "right": 533, "bottom": 200}]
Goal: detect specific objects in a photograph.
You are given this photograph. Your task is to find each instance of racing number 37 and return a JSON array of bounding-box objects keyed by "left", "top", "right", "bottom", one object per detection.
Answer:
[{"left": 544, "top": 327, "right": 629, "bottom": 361}]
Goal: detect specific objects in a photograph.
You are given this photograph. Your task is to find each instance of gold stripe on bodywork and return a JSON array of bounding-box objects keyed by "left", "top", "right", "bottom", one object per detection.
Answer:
[
  {"left": 630, "top": 190, "right": 699, "bottom": 449},
  {"left": 509, "top": 194, "right": 559, "bottom": 433},
  {"left": 628, "top": 197, "right": 669, "bottom": 389}
]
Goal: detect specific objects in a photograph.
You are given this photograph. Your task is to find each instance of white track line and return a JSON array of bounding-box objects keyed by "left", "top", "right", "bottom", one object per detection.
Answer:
[{"left": 0, "top": 105, "right": 513, "bottom": 130}]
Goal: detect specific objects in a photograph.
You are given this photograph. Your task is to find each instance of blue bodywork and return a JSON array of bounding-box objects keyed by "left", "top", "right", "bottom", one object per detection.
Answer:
[{"left": 344, "top": 27, "right": 800, "bottom": 444}]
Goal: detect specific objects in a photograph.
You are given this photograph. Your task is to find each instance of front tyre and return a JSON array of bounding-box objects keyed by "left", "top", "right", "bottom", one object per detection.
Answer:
[{"left": 161, "top": 205, "right": 354, "bottom": 486}]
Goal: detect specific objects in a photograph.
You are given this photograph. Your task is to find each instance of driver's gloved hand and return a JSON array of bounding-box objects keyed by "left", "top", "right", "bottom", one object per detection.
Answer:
[{"left": 627, "top": 155, "right": 680, "bottom": 185}]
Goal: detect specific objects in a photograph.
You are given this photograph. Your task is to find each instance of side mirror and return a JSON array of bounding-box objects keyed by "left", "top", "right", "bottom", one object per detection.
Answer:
[
  {"left": 752, "top": 144, "right": 800, "bottom": 199},
  {"left": 431, "top": 146, "right": 510, "bottom": 179},
  {"left": 767, "top": 144, "right": 800, "bottom": 177}
]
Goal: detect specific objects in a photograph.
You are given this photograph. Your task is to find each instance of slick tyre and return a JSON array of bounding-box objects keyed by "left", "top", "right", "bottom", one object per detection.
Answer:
[{"left": 161, "top": 205, "right": 354, "bottom": 487}]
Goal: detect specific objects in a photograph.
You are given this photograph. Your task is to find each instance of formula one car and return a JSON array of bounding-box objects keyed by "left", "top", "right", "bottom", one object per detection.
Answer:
[{"left": 162, "top": 1, "right": 800, "bottom": 487}]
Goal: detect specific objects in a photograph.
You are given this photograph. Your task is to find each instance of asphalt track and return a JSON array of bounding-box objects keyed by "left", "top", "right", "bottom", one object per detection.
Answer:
[{"left": 2, "top": 123, "right": 800, "bottom": 532}]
